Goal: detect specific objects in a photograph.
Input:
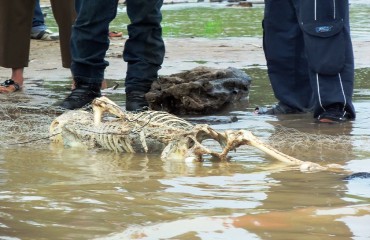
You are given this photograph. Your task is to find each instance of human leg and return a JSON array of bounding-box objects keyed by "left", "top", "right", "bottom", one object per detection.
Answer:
[
  {"left": 299, "top": 0, "right": 355, "bottom": 121},
  {"left": 31, "top": 0, "right": 59, "bottom": 41},
  {"left": 60, "top": 0, "right": 118, "bottom": 109},
  {"left": 124, "top": 0, "right": 165, "bottom": 111},
  {"left": 0, "top": 69, "right": 23, "bottom": 93},
  {"left": 261, "top": 0, "right": 314, "bottom": 113},
  {"left": 0, "top": 0, "right": 35, "bottom": 93},
  {"left": 50, "top": 0, "right": 107, "bottom": 89},
  {"left": 32, "top": 0, "right": 47, "bottom": 33},
  {"left": 50, "top": 0, "right": 76, "bottom": 68}
]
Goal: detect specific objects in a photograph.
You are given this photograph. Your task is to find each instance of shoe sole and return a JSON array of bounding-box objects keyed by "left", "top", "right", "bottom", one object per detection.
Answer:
[
  {"left": 318, "top": 118, "right": 336, "bottom": 123},
  {"left": 317, "top": 117, "right": 348, "bottom": 123}
]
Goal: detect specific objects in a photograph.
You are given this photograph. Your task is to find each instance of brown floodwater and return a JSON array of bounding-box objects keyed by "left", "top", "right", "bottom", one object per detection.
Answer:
[
  {"left": 1, "top": 2, "right": 370, "bottom": 239},
  {"left": 1, "top": 67, "right": 370, "bottom": 240}
]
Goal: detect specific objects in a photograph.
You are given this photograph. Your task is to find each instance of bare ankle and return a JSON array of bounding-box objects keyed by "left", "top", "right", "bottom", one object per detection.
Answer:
[{"left": 11, "top": 68, "right": 24, "bottom": 86}]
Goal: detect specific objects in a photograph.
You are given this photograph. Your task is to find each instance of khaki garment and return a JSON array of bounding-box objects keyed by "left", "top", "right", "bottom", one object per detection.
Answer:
[{"left": 0, "top": 0, "right": 76, "bottom": 69}]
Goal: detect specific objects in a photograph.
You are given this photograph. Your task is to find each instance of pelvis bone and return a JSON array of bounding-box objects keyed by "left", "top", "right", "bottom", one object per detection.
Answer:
[{"left": 50, "top": 97, "right": 342, "bottom": 171}]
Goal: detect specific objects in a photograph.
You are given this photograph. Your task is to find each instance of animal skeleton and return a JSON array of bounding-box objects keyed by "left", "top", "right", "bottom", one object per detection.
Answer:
[{"left": 50, "top": 97, "right": 343, "bottom": 172}]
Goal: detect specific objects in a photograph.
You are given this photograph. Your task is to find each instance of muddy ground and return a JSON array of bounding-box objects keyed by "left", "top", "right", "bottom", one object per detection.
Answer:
[{"left": 2, "top": 37, "right": 369, "bottom": 83}]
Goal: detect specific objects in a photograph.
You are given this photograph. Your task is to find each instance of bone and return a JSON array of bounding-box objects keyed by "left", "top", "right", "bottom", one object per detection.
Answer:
[
  {"left": 50, "top": 96, "right": 345, "bottom": 173},
  {"left": 231, "top": 130, "right": 344, "bottom": 172},
  {"left": 92, "top": 96, "right": 127, "bottom": 125}
]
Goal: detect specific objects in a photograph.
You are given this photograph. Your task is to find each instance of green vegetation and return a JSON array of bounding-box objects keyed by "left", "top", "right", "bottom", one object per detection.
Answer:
[
  {"left": 44, "top": 5, "right": 264, "bottom": 38},
  {"left": 44, "top": 3, "right": 368, "bottom": 39},
  {"left": 159, "top": 7, "right": 264, "bottom": 38}
]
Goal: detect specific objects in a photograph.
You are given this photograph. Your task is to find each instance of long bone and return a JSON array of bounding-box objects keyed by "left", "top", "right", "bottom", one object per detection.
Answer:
[
  {"left": 92, "top": 97, "right": 193, "bottom": 129},
  {"left": 220, "top": 130, "right": 343, "bottom": 171},
  {"left": 51, "top": 97, "right": 343, "bottom": 172}
]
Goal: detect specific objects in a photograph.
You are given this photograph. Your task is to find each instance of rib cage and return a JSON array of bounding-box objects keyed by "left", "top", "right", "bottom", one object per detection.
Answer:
[
  {"left": 94, "top": 122, "right": 133, "bottom": 153},
  {"left": 125, "top": 110, "right": 194, "bottom": 131},
  {"left": 50, "top": 97, "right": 347, "bottom": 173},
  {"left": 93, "top": 119, "right": 172, "bottom": 154}
]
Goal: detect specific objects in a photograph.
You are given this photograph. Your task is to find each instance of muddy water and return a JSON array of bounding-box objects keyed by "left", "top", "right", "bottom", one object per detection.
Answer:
[
  {"left": 1, "top": 68, "right": 369, "bottom": 239},
  {"left": 1, "top": 2, "right": 370, "bottom": 240}
]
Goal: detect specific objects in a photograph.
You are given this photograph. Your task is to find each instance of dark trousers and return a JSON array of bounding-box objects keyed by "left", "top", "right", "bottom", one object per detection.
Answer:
[
  {"left": 0, "top": 0, "right": 75, "bottom": 69},
  {"left": 70, "top": 0, "right": 165, "bottom": 93},
  {"left": 263, "top": 0, "right": 355, "bottom": 118}
]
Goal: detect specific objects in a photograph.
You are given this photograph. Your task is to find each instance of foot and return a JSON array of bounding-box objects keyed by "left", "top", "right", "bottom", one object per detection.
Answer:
[
  {"left": 316, "top": 104, "right": 350, "bottom": 123},
  {"left": 0, "top": 79, "right": 22, "bottom": 93},
  {"left": 71, "top": 79, "right": 107, "bottom": 90},
  {"left": 254, "top": 102, "right": 302, "bottom": 115},
  {"left": 126, "top": 91, "right": 148, "bottom": 111},
  {"left": 109, "top": 31, "right": 123, "bottom": 38},
  {"left": 60, "top": 83, "right": 101, "bottom": 110},
  {"left": 31, "top": 29, "right": 59, "bottom": 41}
]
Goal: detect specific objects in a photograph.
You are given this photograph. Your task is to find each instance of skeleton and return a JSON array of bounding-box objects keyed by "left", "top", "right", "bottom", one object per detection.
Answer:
[{"left": 50, "top": 97, "right": 344, "bottom": 172}]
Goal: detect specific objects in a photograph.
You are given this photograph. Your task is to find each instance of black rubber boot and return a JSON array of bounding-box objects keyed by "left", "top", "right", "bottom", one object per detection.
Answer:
[
  {"left": 60, "top": 83, "right": 101, "bottom": 110},
  {"left": 125, "top": 91, "right": 148, "bottom": 112}
]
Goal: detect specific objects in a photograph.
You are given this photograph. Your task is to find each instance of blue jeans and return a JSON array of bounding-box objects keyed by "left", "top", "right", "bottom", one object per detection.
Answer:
[
  {"left": 32, "top": 0, "right": 47, "bottom": 34},
  {"left": 70, "top": 0, "right": 165, "bottom": 93}
]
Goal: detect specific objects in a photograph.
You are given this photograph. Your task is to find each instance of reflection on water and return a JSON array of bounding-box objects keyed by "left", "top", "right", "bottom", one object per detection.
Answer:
[
  {"left": 1, "top": 3, "right": 370, "bottom": 240},
  {"left": 2, "top": 144, "right": 369, "bottom": 239},
  {"left": 2, "top": 66, "right": 370, "bottom": 238}
]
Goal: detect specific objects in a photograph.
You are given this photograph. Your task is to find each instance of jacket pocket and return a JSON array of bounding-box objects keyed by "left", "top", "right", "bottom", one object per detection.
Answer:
[{"left": 300, "top": 19, "right": 345, "bottom": 75}]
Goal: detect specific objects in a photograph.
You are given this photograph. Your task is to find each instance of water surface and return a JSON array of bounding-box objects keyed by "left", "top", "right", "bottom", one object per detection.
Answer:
[{"left": 1, "top": 2, "right": 370, "bottom": 240}]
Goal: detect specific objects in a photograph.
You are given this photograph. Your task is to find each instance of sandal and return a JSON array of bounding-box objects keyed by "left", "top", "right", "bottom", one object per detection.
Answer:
[
  {"left": 0, "top": 79, "right": 21, "bottom": 93},
  {"left": 109, "top": 31, "right": 123, "bottom": 38}
]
